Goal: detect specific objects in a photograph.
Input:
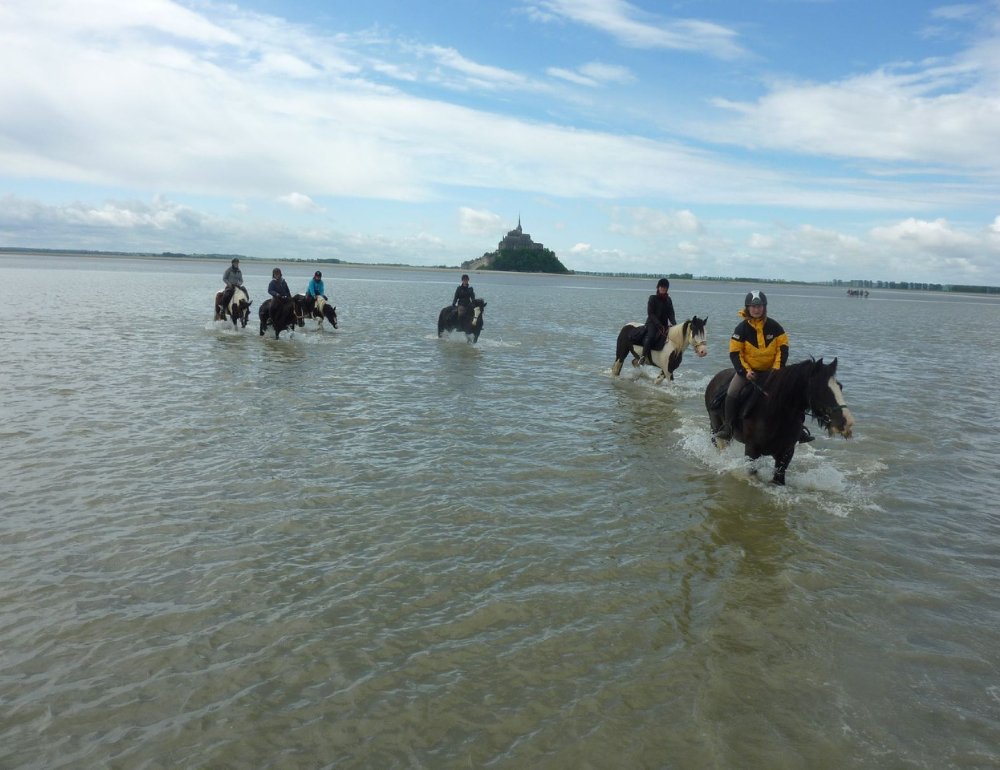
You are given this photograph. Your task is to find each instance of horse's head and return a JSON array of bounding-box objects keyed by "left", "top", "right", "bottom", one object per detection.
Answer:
[
  {"left": 808, "top": 358, "right": 854, "bottom": 438},
  {"left": 687, "top": 316, "right": 708, "bottom": 357},
  {"left": 323, "top": 304, "right": 338, "bottom": 329},
  {"left": 471, "top": 299, "right": 486, "bottom": 327}
]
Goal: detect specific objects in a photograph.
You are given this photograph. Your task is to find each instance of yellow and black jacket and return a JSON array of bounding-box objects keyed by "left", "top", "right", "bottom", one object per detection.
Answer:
[{"left": 729, "top": 309, "right": 789, "bottom": 375}]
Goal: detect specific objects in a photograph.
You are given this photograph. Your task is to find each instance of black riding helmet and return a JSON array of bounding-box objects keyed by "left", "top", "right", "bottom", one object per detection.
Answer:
[
  {"left": 745, "top": 289, "right": 767, "bottom": 309},
  {"left": 657, "top": 278, "right": 669, "bottom": 290}
]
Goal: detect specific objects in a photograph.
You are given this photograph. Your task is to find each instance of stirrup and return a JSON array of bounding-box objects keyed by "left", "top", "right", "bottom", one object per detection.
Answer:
[{"left": 798, "top": 426, "right": 815, "bottom": 443}]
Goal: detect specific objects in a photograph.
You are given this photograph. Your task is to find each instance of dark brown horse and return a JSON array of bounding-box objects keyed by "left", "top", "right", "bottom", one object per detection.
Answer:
[
  {"left": 704, "top": 358, "right": 854, "bottom": 485},
  {"left": 258, "top": 296, "right": 299, "bottom": 339},
  {"left": 438, "top": 299, "right": 486, "bottom": 343}
]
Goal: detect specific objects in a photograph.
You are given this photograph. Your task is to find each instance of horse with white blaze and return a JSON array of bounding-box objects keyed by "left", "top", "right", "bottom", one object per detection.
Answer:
[{"left": 611, "top": 316, "right": 708, "bottom": 385}]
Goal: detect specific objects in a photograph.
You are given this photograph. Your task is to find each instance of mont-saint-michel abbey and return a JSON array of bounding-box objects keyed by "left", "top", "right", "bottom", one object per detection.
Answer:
[
  {"left": 462, "top": 217, "right": 546, "bottom": 271},
  {"left": 496, "top": 217, "right": 545, "bottom": 253}
]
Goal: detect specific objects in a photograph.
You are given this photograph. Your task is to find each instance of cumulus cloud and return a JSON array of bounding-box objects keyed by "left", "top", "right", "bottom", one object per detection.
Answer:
[
  {"left": 609, "top": 206, "right": 704, "bottom": 237},
  {"left": 563, "top": 241, "right": 635, "bottom": 271},
  {"left": 0, "top": 193, "right": 468, "bottom": 265},
  {"left": 706, "top": 49, "right": 1000, "bottom": 172},
  {"left": 458, "top": 207, "right": 505, "bottom": 235},
  {"left": 278, "top": 193, "right": 325, "bottom": 212},
  {"left": 870, "top": 216, "right": 978, "bottom": 248}
]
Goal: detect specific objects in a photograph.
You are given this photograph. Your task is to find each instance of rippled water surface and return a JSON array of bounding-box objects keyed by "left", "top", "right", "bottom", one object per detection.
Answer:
[{"left": 3, "top": 255, "right": 1000, "bottom": 769}]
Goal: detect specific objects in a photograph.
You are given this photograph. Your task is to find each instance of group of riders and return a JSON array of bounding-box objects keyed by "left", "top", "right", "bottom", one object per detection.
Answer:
[
  {"left": 220, "top": 259, "right": 808, "bottom": 443},
  {"left": 220, "top": 258, "right": 328, "bottom": 310}
]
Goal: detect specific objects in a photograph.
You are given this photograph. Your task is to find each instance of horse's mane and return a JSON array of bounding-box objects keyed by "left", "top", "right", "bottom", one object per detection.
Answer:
[{"left": 759, "top": 359, "right": 819, "bottom": 426}]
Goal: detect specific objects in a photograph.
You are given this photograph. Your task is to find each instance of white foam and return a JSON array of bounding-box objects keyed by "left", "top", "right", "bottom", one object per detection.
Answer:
[
  {"left": 205, "top": 320, "right": 246, "bottom": 335},
  {"left": 673, "top": 413, "right": 882, "bottom": 517},
  {"left": 431, "top": 332, "right": 519, "bottom": 348}
]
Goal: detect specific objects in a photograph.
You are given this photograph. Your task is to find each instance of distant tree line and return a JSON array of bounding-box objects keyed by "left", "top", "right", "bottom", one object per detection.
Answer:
[{"left": 833, "top": 279, "right": 999, "bottom": 294}]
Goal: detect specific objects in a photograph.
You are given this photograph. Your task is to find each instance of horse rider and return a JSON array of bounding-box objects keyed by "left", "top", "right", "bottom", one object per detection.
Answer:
[
  {"left": 267, "top": 267, "right": 292, "bottom": 301},
  {"left": 714, "top": 290, "right": 814, "bottom": 443},
  {"left": 637, "top": 278, "right": 676, "bottom": 366},
  {"left": 221, "top": 258, "right": 247, "bottom": 307},
  {"left": 450, "top": 274, "right": 475, "bottom": 324},
  {"left": 306, "top": 270, "right": 327, "bottom": 301}
]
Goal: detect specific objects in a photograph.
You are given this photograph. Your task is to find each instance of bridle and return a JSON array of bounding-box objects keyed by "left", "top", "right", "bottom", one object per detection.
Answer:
[
  {"left": 806, "top": 381, "right": 847, "bottom": 430},
  {"left": 685, "top": 324, "right": 707, "bottom": 353}
]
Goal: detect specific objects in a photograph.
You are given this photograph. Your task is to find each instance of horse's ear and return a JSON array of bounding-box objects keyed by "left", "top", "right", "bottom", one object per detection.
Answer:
[{"left": 829, "top": 357, "right": 838, "bottom": 372}]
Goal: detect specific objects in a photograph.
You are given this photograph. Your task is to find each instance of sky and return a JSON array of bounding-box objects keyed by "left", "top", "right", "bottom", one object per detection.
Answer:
[{"left": 3, "top": 0, "right": 1000, "bottom": 283}]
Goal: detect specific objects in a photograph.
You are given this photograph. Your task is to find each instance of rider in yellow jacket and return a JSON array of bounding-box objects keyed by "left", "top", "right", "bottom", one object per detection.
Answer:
[{"left": 715, "top": 290, "right": 812, "bottom": 442}]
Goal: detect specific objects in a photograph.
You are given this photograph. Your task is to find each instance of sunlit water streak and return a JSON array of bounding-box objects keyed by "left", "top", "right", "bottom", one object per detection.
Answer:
[{"left": 2, "top": 255, "right": 999, "bottom": 769}]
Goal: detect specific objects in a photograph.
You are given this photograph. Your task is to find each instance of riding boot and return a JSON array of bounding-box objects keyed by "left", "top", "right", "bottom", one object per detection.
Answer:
[
  {"left": 715, "top": 395, "right": 738, "bottom": 440},
  {"left": 798, "top": 426, "right": 815, "bottom": 443}
]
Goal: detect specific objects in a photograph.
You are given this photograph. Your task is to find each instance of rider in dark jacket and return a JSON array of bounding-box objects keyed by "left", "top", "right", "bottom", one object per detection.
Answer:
[
  {"left": 638, "top": 278, "right": 676, "bottom": 365},
  {"left": 267, "top": 268, "right": 292, "bottom": 300},
  {"left": 450, "top": 274, "right": 475, "bottom": 324}
]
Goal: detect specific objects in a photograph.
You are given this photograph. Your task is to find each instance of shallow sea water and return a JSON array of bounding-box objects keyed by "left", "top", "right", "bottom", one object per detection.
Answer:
[{"left": 2, "top": 255, "right": 1000, "bottom": 769}]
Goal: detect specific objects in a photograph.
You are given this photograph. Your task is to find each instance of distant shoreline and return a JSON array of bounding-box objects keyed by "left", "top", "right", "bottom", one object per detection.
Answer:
[{"left": 2, "top": 247, "right": 997, "bottom": 294}]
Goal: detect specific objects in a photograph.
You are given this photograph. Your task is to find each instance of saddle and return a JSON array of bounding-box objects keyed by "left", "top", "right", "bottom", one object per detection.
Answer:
[
  {"left": 628, "top": 324, "right": 667, "bottom": 351},
  {"left": 708, "top": 377, "right": 763, "bottom": 419}
]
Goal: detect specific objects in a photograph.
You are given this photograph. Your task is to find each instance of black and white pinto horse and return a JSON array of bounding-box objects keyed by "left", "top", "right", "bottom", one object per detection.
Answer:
[
  {"left": 293, "top": 294, "right": 338, "bottom": 331},
  {"left": 214, "top": 286, "right": 253, "bottom": 329},
  {"left": 611, "top": 316, "right": 708, "bottom": 385},
  {"left": 438, "top": 299, "right": 487, "bottom": 343},
  {"left": 258, "top": 296, "right": 299, "bottom": 339},
  {"left": 704, "top": 358, "right": 854, "bottom": 485}
]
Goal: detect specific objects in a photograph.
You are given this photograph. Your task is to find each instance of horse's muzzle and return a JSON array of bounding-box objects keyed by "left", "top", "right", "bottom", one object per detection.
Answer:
[{"left": 832, "top": 408, "right": 854, "bottom": 439}]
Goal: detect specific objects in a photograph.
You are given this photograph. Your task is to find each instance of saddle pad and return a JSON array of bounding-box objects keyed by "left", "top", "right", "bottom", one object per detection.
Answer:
[
  {"left": 709, "top": 381, "right": 760, "bottom": 417},
  {"left": 629, "top": 325, "right": 667, "bottom": 351}
]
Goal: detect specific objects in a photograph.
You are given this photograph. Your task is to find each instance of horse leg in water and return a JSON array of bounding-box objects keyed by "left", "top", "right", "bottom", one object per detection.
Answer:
[
  {"left": 771, "top": 446, "right": 795, "bottom": 486},
  {"left": 611, "top": 326, "right": 634, "bottom": 377},
  {"left": 653, "top": 350, "right": 670, "bottom": 385}
]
